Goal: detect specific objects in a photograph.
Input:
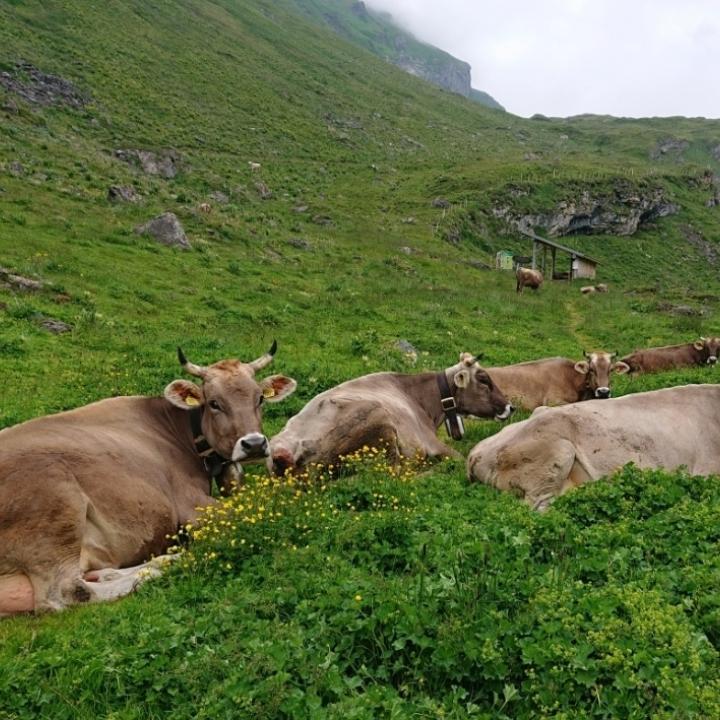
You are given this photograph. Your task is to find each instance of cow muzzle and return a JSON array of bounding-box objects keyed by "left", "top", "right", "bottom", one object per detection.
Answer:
[
  {"left": 495, "top": 404, "right": 515, "bottom": 421},
  {"left": 707, "top": 356, "right": 717, "bottom": 365},
  {"left": 231, "top": 433, "right": 269, "bottom": 462},
  {"left": 270, "top": 448, "right": 296, "bottom": 477},
  {"left": 595, "top": 387, "right": 611, "bottom": 399}
]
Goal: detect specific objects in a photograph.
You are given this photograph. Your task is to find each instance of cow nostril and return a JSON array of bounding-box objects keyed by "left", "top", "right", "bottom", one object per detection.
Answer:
[{"left": 272, "top": 454, "right": 294, "bottom": 476}]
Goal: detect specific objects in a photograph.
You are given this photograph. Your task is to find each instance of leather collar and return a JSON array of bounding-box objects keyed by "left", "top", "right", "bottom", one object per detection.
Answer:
[
  {"left": 189, "top": 407, "right": 231, "bottom": 481},
  {"left": 436, "top": 372, "right": 465, "bottom": 440}
]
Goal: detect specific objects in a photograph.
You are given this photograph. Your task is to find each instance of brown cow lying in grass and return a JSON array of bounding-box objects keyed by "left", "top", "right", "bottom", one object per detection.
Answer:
[
  {"left": 0, "top": 345, "right": 296, "bottom": 616},
  {"left": 467, "top": 384, "right": 720, "bottom": 510},
  {"left": 486, "top": 352, "right": 630, "bottom": 411},
  {"left": 621, "top": 337, "right": 720, "bottom": 373},
  {"left": 269, "top": 353, "right": 513, "bottom": 476}
]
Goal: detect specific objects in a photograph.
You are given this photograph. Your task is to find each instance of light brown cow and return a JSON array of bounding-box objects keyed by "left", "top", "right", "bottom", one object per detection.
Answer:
[
  {"left": 486, "top": 352, "right": 630, "bottom": 411},
  {"left": 580, "top": 283, "right": 608, "bottom": 294},
  {"left": 0, "top": 344, "right": 296, "bottom": 616},
  {"left": 468, "top": 384, "right": 720, "bottom": 510},
  {"left": 269, "top": 353, "right": 513, "bottom": 476},
  {"left": 516, "top": 267, "right": 543, "bottom": 294},
  {"left": 621, "top": 337, "right": 720, "bottom": 373}
]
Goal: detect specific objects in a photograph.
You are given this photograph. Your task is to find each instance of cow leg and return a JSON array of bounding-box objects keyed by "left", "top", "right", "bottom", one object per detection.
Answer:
[
  {"left": 470, "top": 438, "right": 577, "bottom": 511},
  {"left": 83, "top": 555, "right": 177, "bottom": 602},
  {"left": 0, "top": 574, "right": 35, "bottom": 617},
  {"left": 419, "top": 434, "right": 463, "bottom": 461},
  {"left": 24, "top": 561, "right": 96, "bottom": 614}
]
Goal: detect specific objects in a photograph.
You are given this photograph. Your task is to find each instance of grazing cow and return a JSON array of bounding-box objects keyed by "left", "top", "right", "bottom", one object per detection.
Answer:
[
  {"left": 270, "top": 353, "right": 513, "bottom": 476},
  {"left": 248, "top": 161, "right": 261, "bottom": 172},
  {"left": 486, "top": 352, "right": 630, "bottom": 411},
  {"left": 516, "top": 267, "right": 543, "bottom": 293},
  {"left": 198, "top": 202, "right": 212, "bottom": 213},
  {"left": 467, "top": 384, "right": 720, "bottom": 510},
  {"left": 0, "top": 344, "right": 296, "bottom": 616},
  {"left": 621, "top": 337, "right": 720, "bottom": 373}
]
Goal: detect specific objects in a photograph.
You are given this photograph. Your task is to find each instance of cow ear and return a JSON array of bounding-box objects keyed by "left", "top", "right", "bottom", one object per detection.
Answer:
[
  {"left": 574, "top": 361, "right": 590, "bottom": 375},
  {"left": 453, "top": 369, "right": 471, "bottom": 388},
  {"left": 259, "top": 375, "right": 297, "bottom": 403},
  {"left": 164, "top": 380, "right": 203, "bottom": 410},
  {"left": 613, "top": 361, "right": 630, "bottom": 375},
  {"left": 693, "top": 340, "right": 705, "bottom": 350}
]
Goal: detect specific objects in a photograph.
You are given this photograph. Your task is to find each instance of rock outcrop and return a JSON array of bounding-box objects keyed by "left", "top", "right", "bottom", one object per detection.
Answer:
[
  {"left": 134, "top": 213, "right": 191, "bottom": 249},
  {"left": 114, "top": 149, "right": 182, "bottom": 178},
  {"left": 107, "top": 185, "right": 140, "bottom": 203},
  {"left": 493, "top": 184, "right": 678, "bottom": 238},
  {"left": 0, "top": 266, "right": 43, "bottom": 292},
  {"left": 0, "top": 62, "right": 89, "bottom": 108},
  {"left": 650, "top": 138, "right": 689, "bottom": 161},
  {"left": 395, "top": 53, "right": 471, "bottom": 98}
]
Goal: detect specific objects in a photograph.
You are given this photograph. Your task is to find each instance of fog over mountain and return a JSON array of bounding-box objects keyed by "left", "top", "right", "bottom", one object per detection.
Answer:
[{"left": 365, "top": 0, "right": 720, "bottom": 118}]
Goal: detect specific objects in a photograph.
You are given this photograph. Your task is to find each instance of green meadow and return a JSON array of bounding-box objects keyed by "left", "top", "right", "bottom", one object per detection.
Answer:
[{"left": 2, "top": 1, "right": 720, "bottom": 717}]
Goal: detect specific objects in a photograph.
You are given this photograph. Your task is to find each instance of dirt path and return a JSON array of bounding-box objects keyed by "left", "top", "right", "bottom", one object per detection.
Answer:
[{"left": 565, "top": 299, "right": 594, "bottom": 349}]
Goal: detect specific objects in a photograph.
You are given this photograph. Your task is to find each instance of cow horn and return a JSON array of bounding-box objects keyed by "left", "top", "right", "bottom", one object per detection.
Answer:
[
  {"left": 472, "top": 352, "right": 485, "bottom": 364},
  {"left": 177, "top": 347, "right": 208, "bottom": 378},
  {"left": 583, "top": 350, "right": 590, "bottom": 359},
  {"left": 248, "top": 340, "right": 277, "bottom": 373}
]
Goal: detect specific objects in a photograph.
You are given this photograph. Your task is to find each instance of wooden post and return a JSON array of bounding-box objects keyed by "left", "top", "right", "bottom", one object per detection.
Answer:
[
  {"left": 532, "top": 241, "right": 537, "bottom": 270},
  {"left": 551, "top": 246, "right": 556, "bottom": 279}
]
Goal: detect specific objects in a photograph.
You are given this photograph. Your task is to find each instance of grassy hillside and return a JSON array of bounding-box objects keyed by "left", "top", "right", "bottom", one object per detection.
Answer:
[{"left": 2, "top": 1, "right": 720, "bottom": 717}]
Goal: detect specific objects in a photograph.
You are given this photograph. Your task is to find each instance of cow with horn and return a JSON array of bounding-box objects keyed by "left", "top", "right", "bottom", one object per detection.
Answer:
[{"left": 0, "top": 343, "right": 296, "bottom": 616}]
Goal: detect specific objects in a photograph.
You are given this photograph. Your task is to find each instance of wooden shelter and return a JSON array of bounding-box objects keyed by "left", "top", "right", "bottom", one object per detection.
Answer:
[{"left": 518, "top": 229, "right": 598, "bottom": 281}]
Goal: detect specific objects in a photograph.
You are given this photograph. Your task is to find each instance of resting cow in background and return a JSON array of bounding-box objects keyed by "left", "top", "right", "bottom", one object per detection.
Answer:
[
  {"left": 621, "top": 337, "right": 720, "bottom": 373},
  {"left": 467, "top": 384, "right": 720, "bottom": 511},
  {"left": 270, "top": 353, "right": 513, "bottom": 476},
  {"left": 516, "top": 267, "right": 543, "bottom": 293},
  {"left": 580, "top": 284, "right": 608, "bottom": 294},
  {"left": 0, "top": 344, "right": 296, "bottom": 617},
  {"left": 486, "top": 351, "right": 630, "bottom": 411}
]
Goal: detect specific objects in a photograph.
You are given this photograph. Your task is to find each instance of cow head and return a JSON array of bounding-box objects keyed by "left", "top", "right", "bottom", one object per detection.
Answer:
[
  {"left": 164, "top": 342, "right": 297, "bottom": 463},
  {"left": 694, "top": 337, "right": 720, "bottom": 365},
  {"left": 574, "top": 351, "right": 629, "bottom": 399},
  {"left": 454, "top": 353, "right": 514, "bottom": 420}
]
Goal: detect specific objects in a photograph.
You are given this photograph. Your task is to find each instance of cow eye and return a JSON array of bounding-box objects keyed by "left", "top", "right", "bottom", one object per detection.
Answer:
[
  {"left": 257, "top": 395, "right": 264, "bottom": 407},
  {"left": 208, "top": 400, "right": 222, "bottom": 412}
]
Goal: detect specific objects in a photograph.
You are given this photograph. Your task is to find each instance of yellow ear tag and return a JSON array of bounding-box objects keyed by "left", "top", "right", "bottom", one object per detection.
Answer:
[
  {"left": 185, "top": 396, "right": 200, "bottom": 406},
  {"left": 263, "top": 387, "right": 276, "bottom": 399}
]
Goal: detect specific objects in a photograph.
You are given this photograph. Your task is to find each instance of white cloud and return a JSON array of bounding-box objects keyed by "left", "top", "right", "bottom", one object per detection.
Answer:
[{"left": 364, "top": 0, "right": 720, "bottom": 118}]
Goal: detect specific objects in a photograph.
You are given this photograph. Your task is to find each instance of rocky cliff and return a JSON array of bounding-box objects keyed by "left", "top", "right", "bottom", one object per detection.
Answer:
[
  {"left": 492, "top": 182, "right": 679, "bottom": 238},
  {"left": 291, "top": 0, "right": 503, "bottom": 109}
]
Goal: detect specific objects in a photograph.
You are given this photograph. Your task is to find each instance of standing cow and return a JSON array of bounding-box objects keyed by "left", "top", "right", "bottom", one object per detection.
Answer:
[
  {"left": 0, "top": 344, "right": 296, "bottom": 616},
  {"left": 486, "top": 352, "right": 630, "bottom": 411},
  {"left": 621, "top": 337, "right": 720, "bottom": 373},
  {"left": 467, "top": 384, "right": 720, "bottom": 510},
  {"left": 516, "top": 267, "right": 543, "bottom": 294},
  {"left": 269, "top": 353, "right": 513, "bottom": 476}
]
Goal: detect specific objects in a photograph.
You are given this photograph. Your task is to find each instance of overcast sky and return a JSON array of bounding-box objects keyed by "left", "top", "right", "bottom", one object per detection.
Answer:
[{"left": 365, "top": 0, "right": 719, "bottom": 119}]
